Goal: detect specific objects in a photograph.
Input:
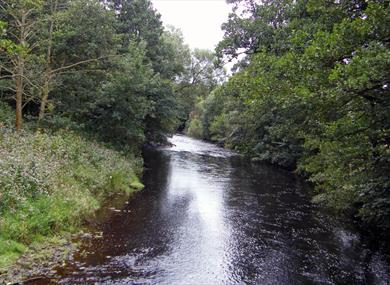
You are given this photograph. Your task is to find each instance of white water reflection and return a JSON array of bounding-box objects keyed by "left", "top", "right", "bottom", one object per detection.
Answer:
[
  {"left": 156, "top": 135, "right": 232, "bottom": 284},
  {"left": 165, "top": 134, "right": 235, "bottom": 158},
  {"left": 38, "top": 135, "right": 390, "bottom": 285}
]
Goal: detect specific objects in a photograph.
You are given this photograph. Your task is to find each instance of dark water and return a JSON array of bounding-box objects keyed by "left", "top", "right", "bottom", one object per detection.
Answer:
[{"left": 31, "top": 135, "right": 389, "bottom": 284}]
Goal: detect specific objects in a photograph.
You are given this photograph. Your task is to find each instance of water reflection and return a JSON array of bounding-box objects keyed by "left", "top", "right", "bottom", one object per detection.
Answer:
[
  {"left": 155, "top": 149, "right": 231, "bottom": 284},
  {"left": 29, "top": 135, "right": 389, "bottom": 285}
]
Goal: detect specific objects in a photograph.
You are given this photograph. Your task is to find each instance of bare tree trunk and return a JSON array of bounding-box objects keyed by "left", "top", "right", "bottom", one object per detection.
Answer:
[
  {"left": 15, "top": 60, "right": 24, "bottom": 131},
  {"left": 38, "top": 75, "right": 50, "bottom": 122},
  {"left": 15, "top": 10, "right": 28, "bottom": 131},
  {"left": 37, "top": 0, "right": 58, "bottom": 124},
  {"left": 1, "top": 3, "right": 43, "bottom": 131}
]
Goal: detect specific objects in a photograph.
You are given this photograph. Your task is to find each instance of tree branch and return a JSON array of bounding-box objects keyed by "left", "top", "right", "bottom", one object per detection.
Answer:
[
  {"left": 50, "top": 55, "right": 116, "bottom": 75},
  {"left": 0, "top": 86, "right": 16, "bottom": 92},
  {"left": 56, "top": 68, "right": 106, "bottom": 76}
]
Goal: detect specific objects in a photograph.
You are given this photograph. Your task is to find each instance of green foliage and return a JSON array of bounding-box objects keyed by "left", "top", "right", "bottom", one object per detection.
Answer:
[
  {"left": 187, "top": 117, "right": 203, "bottom": 139},
  {"left": 0, "top": 128, "right": 143, "bottom": 265},
  {"left": 0, "top": 0, "right": 203, "bottom": 271},
  {"left": 0, "top": 21, "right": 19, "bottom": 54},
  {"left": 175, "top": 48, "right": 226, "bottom": 128},
  {"left": 0, "top": 102, "right": 13, "bottom": 128},
  {"left": 1, "top": 0, "right": 186, "bottom": 143},
  {"left": 190, "top": 0, "right": 390, "bottom": 231},
  {"left": 0, "top": 0, "right": 190, "bottom": 267},
  {"left": 0, "top": 238, "right": 27, "bottom": 268}
]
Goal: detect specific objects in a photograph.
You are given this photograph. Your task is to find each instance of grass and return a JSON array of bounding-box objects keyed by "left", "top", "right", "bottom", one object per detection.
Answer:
[
  {"left": 0, "top": 238, "right": 27, "bottom": 268},
  {"left": 0, "top": 106, "right": 144, "bottom": 269}
]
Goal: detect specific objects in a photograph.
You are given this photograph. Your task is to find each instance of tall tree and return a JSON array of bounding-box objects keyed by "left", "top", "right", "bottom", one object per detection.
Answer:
[
  {"left": 0, "top": 0, "right": 43, "bottom": 130},
  {"left": 188, "top": 0, "right": 390, "bottom": 231},
  {"left": 176, "top": 48, "right": 226, "bottom": 124},
  {"left": 36, "top": 0, "right": 116, "bottom": 124}
]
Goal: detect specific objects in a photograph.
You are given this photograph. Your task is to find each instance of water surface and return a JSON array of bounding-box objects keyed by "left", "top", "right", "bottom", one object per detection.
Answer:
[{"left": 31, "top": 135, "right": 389, "bottom": 284}]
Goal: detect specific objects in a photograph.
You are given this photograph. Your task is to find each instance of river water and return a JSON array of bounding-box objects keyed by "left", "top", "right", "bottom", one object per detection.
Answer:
[{"left": 30, "top": 135, "right": 389, "bottom": 284}]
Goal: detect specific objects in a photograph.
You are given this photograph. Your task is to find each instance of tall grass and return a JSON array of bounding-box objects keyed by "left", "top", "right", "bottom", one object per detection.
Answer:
[{"left": 0, "top": 103, "right": 143, "bottom": 267}]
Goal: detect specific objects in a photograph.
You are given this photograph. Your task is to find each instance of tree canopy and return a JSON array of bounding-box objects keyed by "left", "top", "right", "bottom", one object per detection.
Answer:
[
  {"left": 0, "top": 0, "right": 223, "bottom": 145},
  {"left": 1, "top": 0, "right": 388, "bottom": 235},
  {"left": 188, "top": 0, "right": 390, "bottom": 233}
]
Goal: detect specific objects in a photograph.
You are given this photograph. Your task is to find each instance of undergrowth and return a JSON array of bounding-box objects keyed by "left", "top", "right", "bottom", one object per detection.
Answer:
[{"left": 0, "top": 103, "right": 144, "bottom": 268}]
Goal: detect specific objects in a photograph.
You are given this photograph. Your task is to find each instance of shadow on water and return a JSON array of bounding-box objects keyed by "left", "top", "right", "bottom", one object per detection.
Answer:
[{"left": 27, "top": 135, "right": 389, "bottom": 285}]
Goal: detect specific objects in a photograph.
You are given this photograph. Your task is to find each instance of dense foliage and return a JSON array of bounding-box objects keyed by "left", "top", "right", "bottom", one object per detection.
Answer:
[
  {"left": 0, "top": 102, "right": 144, "bottom": 268},
  {"left": 1, "top": 0, "right": 197, "bottom": 143},
  {"left": 0, "top": 0, "right": 223, "bottom": 269},
  {"left": 1, "top": 0, "right": 388, "bottom": 269},
  {"left": 188, "top": 0, "right": 389, "bottom": 232}
]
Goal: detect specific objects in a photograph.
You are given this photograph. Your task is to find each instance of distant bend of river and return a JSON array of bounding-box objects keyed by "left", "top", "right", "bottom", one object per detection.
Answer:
[{"left": 30, "top": 135, "right": 389, "bottom": 285}]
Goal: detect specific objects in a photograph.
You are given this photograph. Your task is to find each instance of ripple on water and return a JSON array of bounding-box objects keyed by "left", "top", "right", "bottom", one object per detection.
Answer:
[{"left": 26, "top": 135, "right": 390, "bottom": 285}]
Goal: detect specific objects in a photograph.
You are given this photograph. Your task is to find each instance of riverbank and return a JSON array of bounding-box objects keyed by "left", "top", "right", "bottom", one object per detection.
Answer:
[
  {"left": 22, "top": 135, "right": 389, "bottom": 285},
  {"left": 185, "top": 132, "right": 390, "bottom": 247},
  {"left": 0, "top": 126, "right": 144, "bottom": 283}
]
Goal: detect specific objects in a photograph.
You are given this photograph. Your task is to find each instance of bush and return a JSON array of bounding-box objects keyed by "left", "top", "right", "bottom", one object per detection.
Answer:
[
  {"left": 186, "top": 117, "right": 203, "bottom": 139},
  {"left": 0, "top": 102, "right": 13, "bottom": 129}
]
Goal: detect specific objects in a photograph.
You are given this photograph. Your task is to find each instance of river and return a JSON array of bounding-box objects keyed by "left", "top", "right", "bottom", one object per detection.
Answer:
[{"left": 29, "top": 135, "right": 389, "bottom": 284}]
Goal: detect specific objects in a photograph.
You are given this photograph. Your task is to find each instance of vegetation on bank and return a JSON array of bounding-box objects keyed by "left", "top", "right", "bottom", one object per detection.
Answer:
[
  {"left": 1, "top": 0, "right": 387, "bottom": 273},
  {"left": 0, "top": 0, "right": 222, "bottom": 272},
  {"left": 0, "top": 103, "right": 143, "bottom": 269},
  {"left": 187, "top": 0, "right": 390, "bottom": 233}
]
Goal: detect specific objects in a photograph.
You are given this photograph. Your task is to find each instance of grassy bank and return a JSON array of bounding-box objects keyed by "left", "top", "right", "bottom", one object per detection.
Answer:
[{"left": 0, "top": 114, "right": 144, "bottom": 269}]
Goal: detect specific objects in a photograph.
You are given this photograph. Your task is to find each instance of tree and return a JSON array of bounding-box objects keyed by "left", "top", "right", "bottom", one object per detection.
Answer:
[
  {"left": 176, "top": 48, "right": 226, "bottom": 127},
  {"left": 188, "top": 0, "right": 390, "bottom": 231},
  {"left": 37, "top": 0, "right": 117, "bottom": 124},
  {"left": 0, "top": 0, "right": 43, "bottom": 131}
]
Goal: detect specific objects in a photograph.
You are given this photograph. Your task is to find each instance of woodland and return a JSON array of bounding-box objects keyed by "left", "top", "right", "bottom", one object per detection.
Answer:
[{"left": 0, "top": 0, "right": 389, "bottom": 271}]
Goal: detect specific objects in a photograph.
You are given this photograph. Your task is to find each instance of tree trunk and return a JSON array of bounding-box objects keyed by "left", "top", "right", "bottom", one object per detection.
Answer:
[
  {"left": 38, "top": 76, "right": 50, "bottom": 123},
  {"left": 15, "top": 62, "right": 24, "bottom": 131},
  {"left": 15, "top": 10, "right": 28, "bottom": 132},
  {"left": 37, "top": 0, "right": 58, "bottom": 125}
]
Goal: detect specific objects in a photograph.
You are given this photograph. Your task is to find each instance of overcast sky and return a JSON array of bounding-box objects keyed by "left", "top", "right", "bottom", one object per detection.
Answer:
[{"left": 151, "top": 0, "right": 232, "bottom": 51}]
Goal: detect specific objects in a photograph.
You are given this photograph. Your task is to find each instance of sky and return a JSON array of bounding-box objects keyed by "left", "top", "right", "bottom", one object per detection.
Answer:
[{"left": 151, "top": 0, "right": 232, "bottom": 51}]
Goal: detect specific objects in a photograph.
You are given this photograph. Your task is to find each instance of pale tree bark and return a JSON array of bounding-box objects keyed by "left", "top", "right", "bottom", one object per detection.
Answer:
[
  {"left": 14, "top": 8, "right": 28, "bottom": 131},
  {"left": 2, "top": 0, "right": 111, "bottom": 127},
  {"left": 37, "top": 0, "right": 109, "bottom": 123},
  {"left": 15, "top": 58, "right": 24, "bottom": 131},
  {"left": 37, "top": 56, "right": 107, "bottom": 123},
  {"left": 0, "top": 1, "right": 38, "bottom": 131},
  {"left": 38, "top": 0, "right": 57, "bottom": 124}
]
